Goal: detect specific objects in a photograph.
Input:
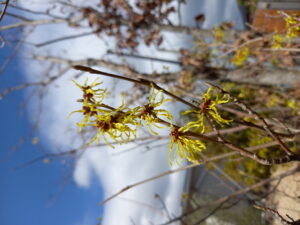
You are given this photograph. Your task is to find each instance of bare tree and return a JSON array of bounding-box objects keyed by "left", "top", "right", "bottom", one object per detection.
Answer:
[{"left": 1, "top": 0, "right": 299, "bottom": 224}]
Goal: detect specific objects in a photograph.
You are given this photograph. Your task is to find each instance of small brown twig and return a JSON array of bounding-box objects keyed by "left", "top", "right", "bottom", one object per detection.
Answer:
[
  {"left": 253, "top": 203, "right": 300, "bottom": 225},
  {"left": 206, "top": 82, "right": 297, "bottom": 157},
  {"left": 99, "top": 138, "right": 297, "bottom": 206},
  {"left": 106, "top": 50, "right": 181, "bottom": 65},
  {"left": 35, "top": 31, "right": 95, "bottom": 47},
  {"left": 0, "top": 0, "right": 10, "bottom": 23},
  {"left": 162, "top": 165, "right": 300, "bottom": 225},
  {"left": 73, "top": 65, "right": 198, "bottom": 109}
]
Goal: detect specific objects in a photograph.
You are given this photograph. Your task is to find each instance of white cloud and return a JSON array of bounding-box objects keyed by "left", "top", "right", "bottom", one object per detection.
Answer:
[{"left": 18, "top": 0, "right": 244, "bottom": 224}]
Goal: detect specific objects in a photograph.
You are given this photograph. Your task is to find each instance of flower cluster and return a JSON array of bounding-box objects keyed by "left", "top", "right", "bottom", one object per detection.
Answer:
[
  {"left": 272, "top": 34, "right": 285, "bottom": 49},
  {"left": 69, "top": 78, "right": 107, "bottom": 126},
  {"left": 70, "top": 79, "right": 174, "bottom": 147},
  {"left": 130, "top": 85, "right": 173, "bottom": 135},
  {"left": 70, "top": 79, "right": 232, "bottom": 166},
  {"left": 69, "top": 79, "right": 139, "bottom": 147},
  {"left": 270, "top": 15, "right": 300, "bottom": 50},
  {"left": 285, "top": 15, "right": 300, "bottom": 39},
  {"left": 169, "top": 126, "right": 206, "bottom": 166},
  {"left": 77, "top": 99, "right": 140, "bottom": 147}
]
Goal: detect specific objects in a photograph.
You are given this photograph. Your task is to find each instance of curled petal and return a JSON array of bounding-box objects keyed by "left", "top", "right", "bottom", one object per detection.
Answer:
[
  {"left": 181, "top": 87, "right": 231, "bottom": 133},
  {"left": 169, "top": 127, "right": 206, "bottom": 166}
]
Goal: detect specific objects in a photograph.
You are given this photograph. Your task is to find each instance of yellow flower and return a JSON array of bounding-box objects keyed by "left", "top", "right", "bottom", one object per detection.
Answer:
[
  {"left": 79, "top": 112, "right": 137, "bottom": 147},
  {"left": 212, "top": 26, "right": 225, "bottom": 43},
  {"left": 272, "top": 34, "right": 285, "bottom": 49},
  {"left": 132, "top": 86, "right": 173, "bottom": 135},
  {"left": 68, "top": 78, "right": 107, "bottom": 124},
  {"left": 72, "top": 78, "right": 107, "bottom": 103},
  {"left": 181, "top": 87, "right": 231, "bottom": 133},
  {"left": 286, "top": 99, "right": 300, "bottom": 115},
  {"left": 232, "top": 46, "right": 249, "bottom": 66},
  {"left": 286, "top": 15, "right": 298, "bottom": 25},
  {"left": 266, "top": 94, "right": 280, "bottom": 108},
  {"left": 68, "top": 100, "right": 105, "bottom": 126},
  {"left": 77, "top": 99, "right": 139, "bottom": 147},
  {"left": 169, "top": 127, "right": 206, "bottom": 166},
  {"left": 70, "top": 79, "right": 139, "bottom": 147},
  {"left": 285, "top": 15, "right": 300, "bottom": 38}
]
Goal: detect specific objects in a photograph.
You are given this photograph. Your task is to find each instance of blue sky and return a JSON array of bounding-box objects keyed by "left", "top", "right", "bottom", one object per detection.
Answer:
[{"left": 0, "top": 18, "right": 104, "bottom": 225}]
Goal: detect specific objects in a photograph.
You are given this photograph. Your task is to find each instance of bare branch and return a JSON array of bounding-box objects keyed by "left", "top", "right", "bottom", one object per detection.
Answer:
[
  {"left": 254, "top": 203, "right": 300, "bottom": 225},
  {"left": 0, "top": 14, "right": 83, "bottom": 31},
  {"left": 107, "top": 50, "right": 181, "bottom": 65},
  {"left": 0, "top": 0, "right": 9, "bottom": 22},
  {"left": 208, "top": 82, "right": 297, "bottom": 156},
  {"left": 99, "top": 140, "right": 297, "bottom": 206},
  {"left": 73, "top": 65, "right": 299, "bottom": 166},
  {"left": 162, "top": 165, "right": 300, "bottom": 225},
  {"left": 35, "top": 31, "right": 95, "bottom": 47},
  {"left": 73, "top": 65, "right": 197, "bottom": 109}
]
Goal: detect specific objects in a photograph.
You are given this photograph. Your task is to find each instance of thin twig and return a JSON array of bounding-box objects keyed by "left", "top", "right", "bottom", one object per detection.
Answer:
[
  {"left": 99, "top": 139, "right": 296, "bottom": 206},
  {"left": 207, "top": 82, "right": 297, "bottom": 157},
  {"left": 0, "top": 33, "right": 23, "bottom": 73},
  {"left": 253, "top": 203, "right": 300, "bottom": 225},
  {"left": 73, "top": 65, "right": 197, "bottom": 109},
  {"left": 0, "top": 15, "right": 83, "bottom": 31},
  {"left": 0, "top": 33, "right": 5, "bottom": 48},
  {"left": 154, "top": 194, "right": 172, "bottom": 221},
  {"left": 35, "top": 31, "right": 95, "bottom": 47},
  {"left": 107, "top": 50, "right": 181, "bottom": 65},
  {"left": 263, "top": 48, "right": 300, "bottom": 53},
  {"left": 192, "top": 198, "right": 231, "bottom": 225},
  {"left": 5, "top": 12, "right": 32, "bottom": 21},
  {"left": 8, "top": 3, "right": 65, "bottom": 18},
  {"left": 162, "top": 165, "right": 300, "bottom": 225},
  {"left": 0, "top": 0, "right": 9, "bottom": 22}
]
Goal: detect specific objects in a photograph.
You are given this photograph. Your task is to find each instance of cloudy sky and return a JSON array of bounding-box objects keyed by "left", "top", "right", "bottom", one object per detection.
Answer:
[{"left": 1, "top": 0, "right": 244, "bottom": 224}]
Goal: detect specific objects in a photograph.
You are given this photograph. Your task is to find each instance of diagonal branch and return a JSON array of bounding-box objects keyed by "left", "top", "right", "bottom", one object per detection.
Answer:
[
  {"left": 73, "top": 65, "right": 299, "bottom": 166},
  {"left": 207, "top": 82, "right": 297, "bottom": 157},
  {"left": 99, "top": 139, "right": 296, "bottom": 206},
  {"left": 0, "top": 15, "right": 83, "bottom": 31},
  {"left": 0, "top": 0, "right": 10, "bottom": 22},
  {"left": 162, "top": 165, "right": 300, "bottom": 225},
  {"left": 73, "top": 65, "right": 197, "bottom": 109}
]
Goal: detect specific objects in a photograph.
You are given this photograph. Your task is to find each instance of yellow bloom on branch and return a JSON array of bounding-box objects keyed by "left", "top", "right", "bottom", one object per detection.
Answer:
[
  {"left": 77, "top": 98, "right": 139, "bottom": 147},
  {"left": 181, "top": 87, "right": 231, "bottom": 133},
  {"left": 272, "top": 34, "right": 285, "bottom": 49},
  {"left": 212, "top": 26, "right": 225, "bottom": 43},
  {"left": 131, "top": 86, "right": 173, "bottom": 135},
  {"left": 169, "top": 127, "right": 206, "bottom": 166},
  {"left": 72, "top": 78, "right": 107, "bottom": 103},
  {"left": 68, "top": 100, "right": 105, "bottom": 127},
  {"left": 68, "top": 78, "right": 107, "bottom": 125},
  {"left": 285, "top": 15, "right": 300, "bottom": 38},
  {"left": 70, "top": 79, "right": 139, "bottom": 147},
  {"left": 232, "top": 46, "right": 249, "bottom": 66},
  {"left": 78, "top": 111, "right": 138, "bottom": 147}
]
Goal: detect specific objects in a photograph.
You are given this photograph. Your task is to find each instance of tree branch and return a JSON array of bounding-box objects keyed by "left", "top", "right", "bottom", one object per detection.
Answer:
[
  {"left": 0, "top": 0, "right": 9, "bottom": 22},
  {"left": 162, "top": 165, "right": 300, "bottom": 225}
]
